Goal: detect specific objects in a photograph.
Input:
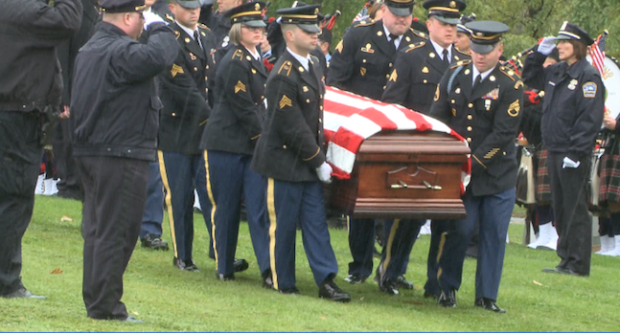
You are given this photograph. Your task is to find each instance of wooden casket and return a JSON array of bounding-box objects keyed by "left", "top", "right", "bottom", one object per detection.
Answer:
[{"left": 328, "top": 130, "right": 470, "bottom": 220}]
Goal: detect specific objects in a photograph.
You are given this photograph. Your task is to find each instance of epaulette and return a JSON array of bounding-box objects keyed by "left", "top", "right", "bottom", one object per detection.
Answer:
[
  {"left": 165, "top": 14, "right": 174, "bottom": 23},
  {"left": 409, "top": 28, "right": 428, "bottom": 39},
  {"left": 231, "top": 49, "right": 244, "bottom": 61},
  {"left": 405, "top": 41, "right": 426, "bottom": 53},
  {"left": 454, "top": 47, "right": 470, "bottom": 56},
  {"left": 277, "top": 60, "right": 293, "bottom": 76},
  {"left": 310, "top": 55, "right": 319, "bottom": 66},
  {"left": 353, "top": 19, "right": 376, "bottom": 28},
  {"left": 499, "top": 66, "right": 520, "bottom": 81},
  {"left": 450, "top": 59, "right": 471, "bottom": 69},
  {"left": 197, "top": 23, "right": 211, "bottom": 31}
]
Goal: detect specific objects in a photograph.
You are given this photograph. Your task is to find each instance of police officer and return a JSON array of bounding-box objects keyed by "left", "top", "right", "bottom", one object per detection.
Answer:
[
  {"left": 71, "top": 0, "right": 178, "bottom": 321},
  {"left": 429, "top": 21, "right": 523, "bottom": 313},
  {"left": 158, "top": 0, "right": 230, "bottom": 272},
  {"left": 381, "top": 0, "right": 469, "bottom": 299},
  {"left": 0, "top": 0, "right": 82, "bottom": 300},
  {"left": 251, "top": 4, "right": 350, "bottom": 302},
  {"left": 201, "top": 1, "right": 271, "bottom": 285},
  {"left": 327, "top": 0, "right": 426, "bottom": 295},
  {"left": 522, "top": 22, "right": 605, "bottom": 277}
]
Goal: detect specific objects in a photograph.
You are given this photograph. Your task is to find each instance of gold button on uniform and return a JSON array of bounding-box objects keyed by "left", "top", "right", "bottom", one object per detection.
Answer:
[
  {"left": 282, "top": 145, "right": 287, "bottom": 149},
  {"left": 389, "top": 63, "right": 393, "bottom": 67},
  {"left": 318, "top": 118, "right": 322, "bottom": 123},
  {"left": 467, "top": 126, "right": 472, "bottom": 131},
  {"left": 467, "top": 115, "right": 473, "bottom": 120},
  {"left": 467, "top": 137, "right": 472, "bottom": 142},
  {"left": 320, "top": 106, "right": 323, "bottom": 110},
  {"left": 468, "top": 103, "right": 473, "bottom": 108},
  {"left": 306, "top": 99, "right": 310, "bottom": 103},
  {"left": 423, "top": 79, "right": 428, "bottom": 84},
  {"left": 194, "top": 67, "right": 198, "bottom": 71}
]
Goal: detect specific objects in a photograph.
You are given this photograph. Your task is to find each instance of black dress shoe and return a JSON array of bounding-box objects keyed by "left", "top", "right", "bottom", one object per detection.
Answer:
[
  {"left": 173, "top": 258, "right": 199, "bottom": 272},
  {"left": 319, "top": 280, "right": 351, "bottom": 302},
  {"left": 344, "top": 274, "right": 367, "bottom": 284},
  {"left": 2, "top": 287, "right": 46, "bottom": 300},
  {"left": 215, "top": 272, "right": 235, "bottom": 281},
  {"left": 437, "top": 289, "right": 457, "bottom": 308},
  {"left": 475, "top": 298, "right": 506, "bottom": 313},
  {"left": 262, "top": 271, "right": 274, "bottom": 289},
  {"left": 378, "top": 278, "right": 400, "bottom": 295},
  {"left": 121, "top": 315, "right": 144, "bottom": 324},
  {"left": 233, "top": 258, "right": 249, "bottom": 273},
  {"left": 542, "top": 267, "right": 588, "bottom": 277},
  {"left": 141, "top": 234, "right": 169, "bottom": 251},
  {"left": 395, "top": 275, "right": 414, "bottom": 290},
  {"left": 279, "top": 287, "right": 300, "bottom": 295}
]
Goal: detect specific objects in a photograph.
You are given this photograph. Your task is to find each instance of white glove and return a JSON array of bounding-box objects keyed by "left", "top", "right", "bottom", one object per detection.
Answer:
[
  {"left": 562, "top": 156, "right": 581, "bottom": 169},
  {"left": 316, "top": 162, "right": 333, "bottom": 184},
  {"left": 143, "top": 11, "right": 165, "bottom": 30},
  {"left": 537, "top": 37, "right": 557, "bottom": 56}
]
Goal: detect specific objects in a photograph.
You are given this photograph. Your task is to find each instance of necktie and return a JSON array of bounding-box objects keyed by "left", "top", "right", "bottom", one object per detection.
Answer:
[
  {"left": 442, "top": 49, "right": 450, "bottom": 67},
  {"left": 194, "top": 30, "right": 203, "bottom": 50},
  {"left": 389, "top": 34, "right": 398, "bottom": 52},
  {"left": 473, "top": 74, "right": 482, "bottom": 91}
]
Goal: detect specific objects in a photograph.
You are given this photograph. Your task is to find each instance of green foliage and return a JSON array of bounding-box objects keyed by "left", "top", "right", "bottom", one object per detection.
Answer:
[{"left": 1, "top": 196, "right": 620, "bottom": 331}]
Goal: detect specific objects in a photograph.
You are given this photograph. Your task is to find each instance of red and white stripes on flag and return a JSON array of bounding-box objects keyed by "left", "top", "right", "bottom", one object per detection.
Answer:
[
  {"left": 323, "top": 86, "right": 471, "bottom": 194},
  {"left": 589, "top": 32, "right": 607, "bottom": 76}
]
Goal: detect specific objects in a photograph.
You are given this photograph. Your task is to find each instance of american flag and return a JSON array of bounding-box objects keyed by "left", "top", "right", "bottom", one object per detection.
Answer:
[
  {"left": 352, "top": 2, "right": 370, "bottom": 22},
  {"left": 589, "top": 31, "right": 607, "bottom": 76}
]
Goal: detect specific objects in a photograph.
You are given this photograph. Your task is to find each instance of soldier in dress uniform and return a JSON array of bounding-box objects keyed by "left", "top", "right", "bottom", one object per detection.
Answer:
[
  {"left": 381, "top": 0, "right": 469, "bottom": 300},
  {"left": 327, "top": 0, "right": 428, "bottom": 295},
  {"left": 429, "top": 21, "right": 523, "bottom": 313},
  {"left": 158, "top": 0, "right": 251, "bottom": 273},
  {"left": 199, "top": 0, "right": 245, "bottom": 63},
  {"left": 251, "top": 3, "right": 351, "bottom": 302},
  {"left": 200, "top": 1, "right": 271, "bottom": 285},
  {"left": 454, "top": 13, "right": 474, "bottom": 54}
]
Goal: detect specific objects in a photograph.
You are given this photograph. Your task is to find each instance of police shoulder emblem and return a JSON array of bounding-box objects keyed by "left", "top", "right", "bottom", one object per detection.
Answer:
[{"left": 583, "top": 82, "right": 597, "bottom": 98}]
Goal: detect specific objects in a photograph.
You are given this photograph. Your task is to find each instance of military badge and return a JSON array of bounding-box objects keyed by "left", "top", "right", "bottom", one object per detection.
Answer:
[
  {"left": 483, "top": 88, "right": 499, "bottom": 100},
  {"left": 583, "top": 82, "right": 597, "bottom": 98}
]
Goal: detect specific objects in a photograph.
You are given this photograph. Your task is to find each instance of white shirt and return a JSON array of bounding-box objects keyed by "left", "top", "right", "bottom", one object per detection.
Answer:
[
  {"left": 287, "top": 47, "right": 311, "bottom": 71},
  {"left": 472, "top": 65, "right": 494, "bottom": 86},
  {"left": 245, "top": 46, "right": 260, "bottom": 61},
  {"left": 177, "top": 22, "right": 202, "bottom": 49},
  {"left": 383, "top": 24, "right": 403, "bottom": 50},
  {"left": 429, "top": 38, "right": 452, "bottom": 62}
]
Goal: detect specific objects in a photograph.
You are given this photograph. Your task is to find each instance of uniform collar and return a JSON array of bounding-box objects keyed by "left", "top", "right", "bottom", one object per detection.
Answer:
[
  {"left": 177, "top": 22, "right": 198, "bottom": 40},
  {"left": 566, "top": 58, "right": 589, "bottom": 78},
  {"left": 244, "top": 46, "right": 261, "bottom": 61},
  {"left": 287, "top": 47, "right": 311, "bottom": 71},
  {"left": 429, "top": 38, "right": 452, "bottom": 61},
  {"left": 472, "top": 64, "right": 495, "bottom": 85}
]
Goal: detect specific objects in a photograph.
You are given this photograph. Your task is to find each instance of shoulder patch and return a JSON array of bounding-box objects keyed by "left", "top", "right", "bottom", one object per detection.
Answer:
[
  {"left": 449, "top": 59, "right": 471, "bottom": 69},
  {"left": 197, "top": 23, "right": 210, "bottom": 31},
  {"left": 409, "top": 28, "right": 428, "bottom": 40},
  {"left": 354, "top": 20, "right": 376, "bottom": 28},
  {"left": 278, "top": 61, "right": 293, "bottom": 76},
  {"left": 173, "top": 30, "right": 180, "bottom": 40},
  {"left": 508, "top": 99, "right": 520, "bottom": 117},
  {"left": 405, "top": 41, "right": 426, "bottom": 53},
  {"left": 500, "top": 67, "right": 519, "bottom": 81},
  {"left": 279, "top": 95, "right": 293, "bottom": 109},
  {"left": 232, "top": 49, "right": 244, "bottom": 61},
  {"left": 583, "top": 82, "right": 598, "bottom": 98}
]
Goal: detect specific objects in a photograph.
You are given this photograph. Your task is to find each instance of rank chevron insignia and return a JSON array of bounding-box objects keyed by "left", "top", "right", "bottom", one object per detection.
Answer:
[
  {"left": 279, "top": 95, "right": 292, "bottom": 109},
  {"left": 234, "top": 81, "right": 246, "bottom": 93}
]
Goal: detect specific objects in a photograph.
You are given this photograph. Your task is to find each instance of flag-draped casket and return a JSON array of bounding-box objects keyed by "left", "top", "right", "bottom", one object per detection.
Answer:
[{"left": 324, "top": 87, "right": 471, "bottom": 220}]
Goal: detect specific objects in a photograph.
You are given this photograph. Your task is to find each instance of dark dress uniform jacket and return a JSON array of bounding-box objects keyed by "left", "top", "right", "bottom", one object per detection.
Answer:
[
  {"left": 71, "top": 22, "right": 178, "bottom": 161},
  {"left": 201, "top": 46, "right": 267, "bottom": 155},
  {"left": 430, "top": 61, "right": 524, "bottom": 196},
  {"left": 158, "top": 22, "right": 217, "bottom": 155},
  {"left": 0, "top": 0, "right": 83, "bottom": 112},
  {"left": 522, "top": 52, "right": 605, "bottom": 162},
  {"left": 251, "top": 51, "right": 326, "bottom": 182},
  {"left": 327, "top": 19, "right": 427, "bottom": 100},
  {"left": 383, "top": 42, "right": 470, "bottom": 113}
]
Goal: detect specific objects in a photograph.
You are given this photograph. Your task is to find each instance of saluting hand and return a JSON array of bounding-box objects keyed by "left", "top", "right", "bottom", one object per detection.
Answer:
[{"left": 603, "top": 116, "right": 617, "bottom": 130}]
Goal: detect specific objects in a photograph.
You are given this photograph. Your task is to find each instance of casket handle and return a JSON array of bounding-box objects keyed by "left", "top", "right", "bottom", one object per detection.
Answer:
[{"left": 389, "top": 180, "right": 442, "bottom": 191}]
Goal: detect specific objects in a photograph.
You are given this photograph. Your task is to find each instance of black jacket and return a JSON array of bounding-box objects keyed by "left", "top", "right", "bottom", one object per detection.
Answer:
[
  {"left": 522, "top": 51, "right": 605, "bottom": 161},
  {"left": 327, "top": 19, "right": 427, "bottom": 100},
  {"left": 382, "top": 42, "right": 470, "bottom": 114},
  {"left": 71, "top": 22, "right": 178, "bottom": 161},
  {"left": 157, "top": 22, "right": 216, "bottom": 155},
  {"left": 251, "top": 50, "right": 326, "bottom": 182},
  {"left": 0, "top": 0, "right": 82, "bottom": 112},
  {"left": 430, "top": 61, "right": 523, "bottom": 196},
  {"left": 201, "top": 46, "right": 268, "bottom": 155}
]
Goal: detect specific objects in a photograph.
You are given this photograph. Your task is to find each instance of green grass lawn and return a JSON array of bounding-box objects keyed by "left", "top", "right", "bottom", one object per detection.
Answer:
[{"left": 1, "top": 196, "right": 618, "bottom": 331}]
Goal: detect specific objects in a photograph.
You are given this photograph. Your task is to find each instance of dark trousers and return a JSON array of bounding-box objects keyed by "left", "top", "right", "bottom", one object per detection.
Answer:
[
  {"left": 159, "top": 151, "right": 213, "bottom": 262},
  {"left": 267, "top": 179, "right": 338, "bottom": 290},
  {"left": 0, "top": 111, "right": 42, "bottom": 295},
  {"left": 424, "top": 219, "right": 450, "bottom": 296},
  {"left": 206, "top": 150, "right": 270, "bottom": 276},
  {"left": 52, "top": 118, "right": 82, "bottom": 198},
  {"left": 348, "top": 218, "right": 419, "bottom": 279},
  {"left": 599, "top": 212, "right": 620, "bottom": 237},
  {"left": 433, "top": 188, "right": 515, "bottom": 301},
  {"left": 140, "top": 161, "right": 164, "bottom": 239},
  {"left": 76, "top": 156, "right": 148, "bottom": 320},
  {"left": 548, "top": 152, "right": 592, "bottom": 275}
]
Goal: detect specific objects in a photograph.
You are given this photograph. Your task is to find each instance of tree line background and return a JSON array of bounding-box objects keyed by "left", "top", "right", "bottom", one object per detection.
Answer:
[{"left": 265, "top": 0, "right": 620, "bottom": 60}]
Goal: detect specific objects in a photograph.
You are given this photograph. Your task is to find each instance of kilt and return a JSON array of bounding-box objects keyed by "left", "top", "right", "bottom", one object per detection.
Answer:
[
  {"left": 535, "top": 148, "right": 552, "bottom": 203},
  {"left": 599, "top": 153, "right": 620, "bottom": 204}
]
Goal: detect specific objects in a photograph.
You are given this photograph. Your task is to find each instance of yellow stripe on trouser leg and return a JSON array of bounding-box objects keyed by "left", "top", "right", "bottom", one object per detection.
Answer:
[
  {"left": 436, "top": 231, "right": 448, "bottom": 280},
  {"left": 267, "top": 178, "right": 279, "bottom": 290},
  {"left": 381, "top": 219, "right": 400, "bottom": 276},
  {"left": 203, "top": 150, "right": 218, "bottom": 266},
  {"left": 158, "top": 150, "right": 178, "bottom": 258}
]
